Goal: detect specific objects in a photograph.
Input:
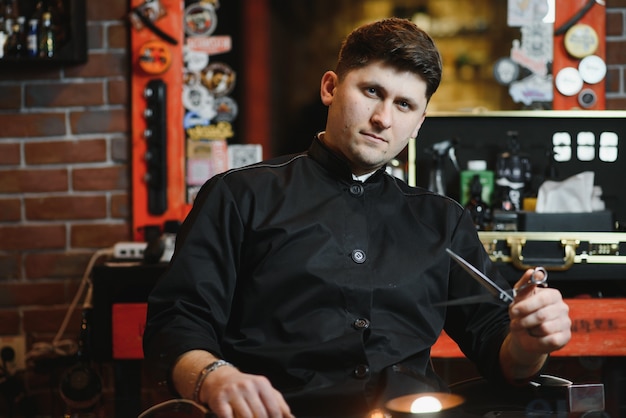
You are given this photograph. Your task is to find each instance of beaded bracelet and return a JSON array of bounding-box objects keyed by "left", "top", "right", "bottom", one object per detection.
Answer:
[{"left": 192, "top": 359, "right": 234, "bottom": 404}]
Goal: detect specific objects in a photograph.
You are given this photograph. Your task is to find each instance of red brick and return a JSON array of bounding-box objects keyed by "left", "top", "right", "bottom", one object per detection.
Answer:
[
  {"left": 25, "top": 195, "right": 107, "bottom": 220},
  {"left": 87, "top": 23, "right": 104, "bottom": 50},
  {"left": 0, "top": 142, "right": 20, "bottom": 165},
  {"left": 0, "top": 143, "right": 20, "bottom": 165},
  {"left": 73, "top": 165, "right": 128, "bottom": 191},
  {"left": 108, "top": 78, "right": 129, "bottom": 105},
  {"left": 25, "top": 81, "right": 105, "bottom": 108},
  {"left": 0, "top": 282, "right": 70, "bottom": 307},
  {"left": 71, "top": 223, "right": 131, "bottom": 248},
  {"left": 111, "top": 193, "right": 130, "bottom": 219},
  {"left": 606, "top": 39, "right": 626, "bottom": 65},
  {"left": 23, "top": 306, "right": 81, "bottom": 334},
  {"left": 0, "top": 85, "right": 21, "bottom": 110},
  {"left": 25, "top": 139, "right": 107, "bottom": 165},
  {"left": 0, "top": 113, "right": 66, "bottom": 137},
  {"left": 0, "top": 253, "right": 21, "bottom": 280},
  {"left": 111, "top": 136, "right": 129, "bottom": 161},
  {"left": 65, "top": 51, "right": 128, "bottom": 79},
  {"left": 606, "top": 11, "right": 624, "bottom": 36},
  {"left": 108, "top": 23, "right": 128, "bottom": 49},
  {"left": 0, "top": 198, "right": 21, "bottom": 221},
  {"left": 0, "top": 310, "right": 20, "bottom": 334},
  {"left": 0, "top": 66, "right": 62, "bottom": 82},
  {"left": 606, "top": 68, "right": 621, "bottom": 93},
  {"left": 607, "top": 97, "right": 626, "bottom": 110},
  {"left": 24, "top": 251, "right": 94, "bottom": 280},
  {"left": 86, "top": 0, "right": 128, "bottom": 21},
  {"left": 0, "top": 168, "right": 68, "bottom": 193},
  {"left": 0, "top": 224, "right": 66, "bottom": 251},
  {"left": 70, "top": 108, "right": 129, "bottom": 135}
]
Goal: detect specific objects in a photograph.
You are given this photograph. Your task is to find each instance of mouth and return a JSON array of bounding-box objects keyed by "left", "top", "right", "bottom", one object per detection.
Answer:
[{"left": 361, "top": 132, "right": 387, "bottom": 144}]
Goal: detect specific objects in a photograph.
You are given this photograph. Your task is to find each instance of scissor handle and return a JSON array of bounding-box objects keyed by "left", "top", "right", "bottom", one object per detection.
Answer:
[{"left": 530, "top": 266, "right": 548, "bottom": 286}]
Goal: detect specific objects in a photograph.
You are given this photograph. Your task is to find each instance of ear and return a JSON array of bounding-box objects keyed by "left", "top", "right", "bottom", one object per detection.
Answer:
[
  {"left": 320, "top": 71, "right": 338, "bottom": 106},
  {"left": 411, "top": 111, "right": 427, "bottom": 138}
]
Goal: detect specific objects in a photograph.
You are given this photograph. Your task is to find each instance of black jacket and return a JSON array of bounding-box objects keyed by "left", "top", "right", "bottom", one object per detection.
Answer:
[{"left": 143, "top": 138, "right": 511, "bottom": 417}]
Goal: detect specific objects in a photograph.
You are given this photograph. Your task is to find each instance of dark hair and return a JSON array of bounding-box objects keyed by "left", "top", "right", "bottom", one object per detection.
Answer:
[{"left": 335, "top": 17, "right": 442, "bottom": 101}]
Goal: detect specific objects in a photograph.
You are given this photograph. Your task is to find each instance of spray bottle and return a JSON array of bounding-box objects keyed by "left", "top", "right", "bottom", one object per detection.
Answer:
[
  {"left": 493, "top": 131, "right": 531, "bottom": 211},
  {"left": 426, "top": 138, "right": 459, "bottom": 196}
]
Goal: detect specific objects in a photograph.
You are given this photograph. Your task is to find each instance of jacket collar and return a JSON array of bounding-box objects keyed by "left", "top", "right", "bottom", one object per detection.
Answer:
[{"left": 307, "top": 134, "right": 386, "bottom": 183}]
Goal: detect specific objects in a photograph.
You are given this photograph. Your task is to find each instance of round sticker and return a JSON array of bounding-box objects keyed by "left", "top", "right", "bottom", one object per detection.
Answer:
[
  {"left": 578, "top": 55, "right": 606, "bottom": 84},
  {"left": 137, "top": 40, "right": 172, "bottom": 74},
  {"left": 184, "top": 46, "right": 210, "bottom": 72},
  {"left": 555, "top": 67, "right": 583, "bottom": 97},
  {"left": 184, "top": 111, "right": 211, "bottom": 129},
  {"left": 184, "top": 2, "right": 218, "bottom": 37},
  {"left": 564, "top": 24, "right": 599, "bottom": 59},
  {"left": 493, "top": 58, "right": 520, "bottom": 85},
  {"left": 214, "top": 96, "right": 239, "bottom": 122},
  {"left": 578, "top": 89, "right": 597, "bottom": 108},
  {"left": 183, "top": 84, "right": 217, "bottom": 120},
  {"left": 201, "top": 62, "right": 236, "bottom": 97},
  {"left": 184, "top": 70, "right": 202, "bottom": 87}
]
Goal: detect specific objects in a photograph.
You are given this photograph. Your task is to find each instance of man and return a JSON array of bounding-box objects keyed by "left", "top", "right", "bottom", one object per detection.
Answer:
[{"left": 143, "top": 18, "right": 571, "bottom": 418}]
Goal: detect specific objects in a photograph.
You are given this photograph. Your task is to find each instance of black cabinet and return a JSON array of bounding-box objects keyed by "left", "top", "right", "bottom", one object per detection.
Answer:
[{"left": 1, "top": 0, "right": 87, "bottom": 65}]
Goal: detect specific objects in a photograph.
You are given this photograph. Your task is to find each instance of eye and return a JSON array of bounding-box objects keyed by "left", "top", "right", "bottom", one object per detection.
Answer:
[
  {"left": 397, "top": 100, "right": 412, "bottom": 111},
  {"left": 365, "top": 87, "right": 378, "bottom": 97}
]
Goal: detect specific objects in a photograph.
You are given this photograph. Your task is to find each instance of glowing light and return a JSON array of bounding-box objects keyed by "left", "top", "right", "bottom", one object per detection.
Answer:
[{"left": 410, "top": 395, "right": 443, "bottom": 413}]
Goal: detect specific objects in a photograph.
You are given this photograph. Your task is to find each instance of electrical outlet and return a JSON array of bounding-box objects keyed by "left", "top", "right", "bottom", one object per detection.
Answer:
[
  {"left": 0, "top": 335, "right": 26, "bottom": 371},
  {"left": 113, "top": 241, "right": 148, "bottom": 260}
]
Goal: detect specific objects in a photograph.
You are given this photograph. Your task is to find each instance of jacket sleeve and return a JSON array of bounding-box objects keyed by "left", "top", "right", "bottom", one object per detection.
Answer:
[
  {"left": 443, "top": 209, "right": 512, "bottom": 384},
  {"left": 142, "top": 175, "right": 244, "bottom": 389}
]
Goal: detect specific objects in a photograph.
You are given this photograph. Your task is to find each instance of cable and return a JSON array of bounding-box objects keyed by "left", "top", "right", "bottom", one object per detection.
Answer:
[{"left": 26, "top": 247, "right": 115, "bottom": 363}]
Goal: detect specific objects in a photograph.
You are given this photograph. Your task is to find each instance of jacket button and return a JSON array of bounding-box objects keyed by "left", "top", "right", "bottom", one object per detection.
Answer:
[
  {"left": 351, "top": 249, "right": 366, "bottom": 264},
  {"left": 353, "top": 364, "right": 370, "bottom": 379},
  {"left": 349, "top": 183, "right": 364, "bottom": 196},
  {"left": 353, "top": 318, "right": 370, "bottom": 330}
]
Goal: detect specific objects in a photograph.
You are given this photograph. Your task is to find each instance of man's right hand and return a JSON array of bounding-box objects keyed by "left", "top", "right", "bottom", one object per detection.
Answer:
[
  {"left": 200, "top": 365, "right": 294, "bottom": 418},
  {"left": 172, "top": 350, "right": 294, "bottom": 418}
]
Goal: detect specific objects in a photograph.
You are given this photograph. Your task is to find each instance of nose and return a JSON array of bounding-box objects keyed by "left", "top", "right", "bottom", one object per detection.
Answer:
[{"left": 371, "top": 101, "right": 392, "bottom": 129}]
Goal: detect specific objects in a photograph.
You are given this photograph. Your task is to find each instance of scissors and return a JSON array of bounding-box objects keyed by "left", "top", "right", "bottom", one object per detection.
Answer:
[{"left": 438, "top": 248, "right": 548, "bottom": 306}]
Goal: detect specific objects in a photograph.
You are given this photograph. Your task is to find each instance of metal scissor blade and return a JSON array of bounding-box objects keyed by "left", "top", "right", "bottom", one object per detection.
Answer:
[
  {"left": 446, "top": 248, "right": 514, "bottom": 304},
  {"left": 434, "top": 291, "right": 515, "bottom": 306}
]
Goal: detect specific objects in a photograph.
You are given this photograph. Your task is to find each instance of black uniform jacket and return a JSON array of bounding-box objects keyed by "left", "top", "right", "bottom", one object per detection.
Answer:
[{"left": 143, "top": 138, "right": 511, "bottom": 417}]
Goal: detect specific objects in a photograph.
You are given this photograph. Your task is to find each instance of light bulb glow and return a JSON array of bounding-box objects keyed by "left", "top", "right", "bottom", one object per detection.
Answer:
[{"left": 410, "top": 395, "right": 443, "bottom": 413}]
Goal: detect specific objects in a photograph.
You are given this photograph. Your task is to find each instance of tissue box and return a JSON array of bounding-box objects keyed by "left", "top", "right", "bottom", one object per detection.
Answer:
[{"left": 517, "top": 210, "right": 614, "bottom": 232}]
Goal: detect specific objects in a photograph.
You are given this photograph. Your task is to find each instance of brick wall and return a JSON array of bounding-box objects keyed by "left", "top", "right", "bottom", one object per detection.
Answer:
[
  {"left": 0, "top": 0, "right": 130, "bottom": 344},
  {"left": 0, "top": 0, "right": 625, "bottom": 415},
  {"left": 607, "top": 0, "right": 626, "bottom": 108}
]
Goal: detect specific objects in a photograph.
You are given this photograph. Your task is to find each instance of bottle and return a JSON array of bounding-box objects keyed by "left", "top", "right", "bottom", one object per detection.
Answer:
[
  {"left": 3, "top": 22, "right": 21, "bottom": 56},
  {"left": 16, "top": 15, "right": 25, "bottom": 52},
  {"left": 465, "top": 174, "right": 490, "bottom": 230},
  {"left": 459, "top": 160, "right": 494, "bottom": 207},
  {"left": 493, "top": 131, "right": 532, "bottom": 211},
  {"left": 38, "top": 11, "right": 54, "bottom": 58},
  {"left": 0, "top": 30, "right": 6, "bottom": 58},
  {"left": 26, "top": 18, "right": 37, "bottom": 56},
  {"left": 2, "top": 0, "right": 17, "bottom": 34}
]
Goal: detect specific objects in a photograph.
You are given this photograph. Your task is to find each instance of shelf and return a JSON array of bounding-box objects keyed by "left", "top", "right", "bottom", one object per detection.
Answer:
[{"left": 0, "top": 0, "right": 87, "bottom": 67}]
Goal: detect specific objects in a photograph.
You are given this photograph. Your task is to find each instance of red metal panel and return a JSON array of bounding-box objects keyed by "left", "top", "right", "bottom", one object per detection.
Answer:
[
  {"left": 112, "top": 303, "right": 147, "bottom": 359},
  {"left": 130, "top": 0, "right": 189, "bottom": 241}
]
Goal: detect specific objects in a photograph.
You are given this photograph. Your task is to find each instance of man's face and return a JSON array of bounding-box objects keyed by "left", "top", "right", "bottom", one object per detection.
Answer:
[{"left": 320, "top": 61, "right": 428, "bottom": 176}]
